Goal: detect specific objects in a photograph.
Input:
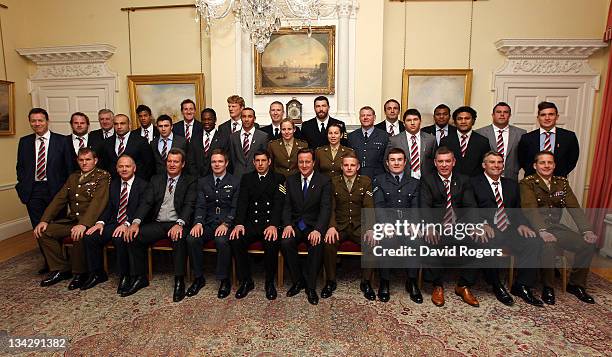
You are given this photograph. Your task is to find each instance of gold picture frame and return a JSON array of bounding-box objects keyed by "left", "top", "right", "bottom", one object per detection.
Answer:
[
  {"left": 401, "top": 69, "right": 473, "bottom": 123},
  {"left": 0, "top": 80, "right": 15, "bottom": 136},
  {"left": 127, "top": 73, "right": 205, "bottom": 127},
  {"left": 254, "top": 26, "right": 335, "bottom": 95}
]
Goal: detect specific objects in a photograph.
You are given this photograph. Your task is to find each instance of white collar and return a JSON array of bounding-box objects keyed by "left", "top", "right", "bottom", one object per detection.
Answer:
[
  {"left": 122, "top": 175, "right": 136, "bottom": 186},
  {"left": 484, "top": 173, "right": 501, "bottom": 187},
  {"left": 540, "top": 127, "right": 557, "bottom": 134},
  {"left": 438, "top": 173, "right": 453, "bottom": 183},
  {"left": 37, "top": 130, "right": 51, "bottom": 140}
]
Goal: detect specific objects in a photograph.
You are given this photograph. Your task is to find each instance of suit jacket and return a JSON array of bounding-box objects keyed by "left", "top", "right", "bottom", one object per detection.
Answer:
[
  {"left": 268, "top": 138, "right": 308, "bottom": 178},
  {"left": 422, "top": 124, "right": 458, "bottom": 145},
  {"left": 99, "top": 133, "right": 155, "bottom": 181},
  {"left": 15, "top": 132, "right": 72, "bottom": 204},
  {"left": 282, "top": 171, "right": 332, "bottom": 233},
  {"left": 235, "top": 170, "right": 286, "bottom": 230},
  {"left": 420, "top": 173, "right": 477, "bottom": 222},
  {"left": 470, "top": 174, "right": 527, "bottom": 228},
  {"left": 375, "top": 120, "right": 405, "bottom": 135},
  {"left": 300, "top": 117, "right": 348, "bottom": 149},
  {"left": 172, "top": 119, "right": 204, "bottom": 143},
  {"left": 187, "top": 129, "right": 231, "bottom": 178},
  {"left": 193, "top": 173, "right": 240, "bottom": 226},
  {"left": 475, "top": 124, "right": 526, "bottom": 180},
  {"left": 440, "top": 131, "right": 490, "bottom": 177},
  {"left": 151, "top": 135, "right": 187, "bottom": 175},
  {"left": 98, "top": 176, "right": 148, "bottom": 226},
  {"left": 65, "top": 133, "right": 101, "bottom": 173},
  {"left": 87, "top": 128, "right": 108, "bottom": 153},
  {"left": 218, "top": 119, "right": 260, "bottom": 138},
  {"left": 517, "top": 127, "right": 579, "bottom": 177},
  {"left": 347, "top": 127, "right": 389, "bottom": 178},
  {"left": 229, "top": 129, "right": 269, "bottom": 178},
  {"left": 385, "top": 131, "right": 436, "bottom": 177},
  {"left": 261, "top": 124, "right": 303, "bottom": 141},
  {"left": 315, "top": 145, "right": 354, "bottom": 178},
  {"left": 134, "top": 173, "right": 197, "bottom": 226},
  {"left": 131, "top": 126, "right": 160, "bottom": 144}
]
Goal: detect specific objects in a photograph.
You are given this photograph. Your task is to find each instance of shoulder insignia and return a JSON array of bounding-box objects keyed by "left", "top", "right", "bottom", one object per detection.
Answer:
[
  {"left": 366, "top": 190, "right": 373, "bottom": 196},
  {"left": 372, "top": 186, "right": 379, "bottom": 193},
  {"left": 278, "top": 184, "right": 286, "bottom": 194}
]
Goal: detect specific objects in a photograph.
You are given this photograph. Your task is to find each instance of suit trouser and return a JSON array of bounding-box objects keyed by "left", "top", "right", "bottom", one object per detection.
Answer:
[
  {"left": 323, "top": 228, "right": 371, "bottom": 282},
  {"left": 280, "top": 227, "right": 323, "bottom": 290},
  {"left": 374, "top": 233, "right": 420, "bottom": 281},
  {"left": 129, "top": 222, "right": 187, "bottom": 277},
  {"left": 186, "top": 223, "right": 231, "bottom": 281},
  {"left": 489, "top": 228, "right": 542, "bottom": 288},
  {"left": 83, "top": 223, "right": 130, "bottom": 276},
  {"left": 26, "top": 182, "right": 57, "bottom": 267},
  {"left": 541, "top": 226, "right": 596, "bottom": 288},
  {"left": 423, "top": 234, "right": 478, "bottom": 287},
  {"left": 230, "top": 229, "right": 280, "bottom": 283},
  {"left": 38, "top": 221, "right": 87, "bottom": 274}
]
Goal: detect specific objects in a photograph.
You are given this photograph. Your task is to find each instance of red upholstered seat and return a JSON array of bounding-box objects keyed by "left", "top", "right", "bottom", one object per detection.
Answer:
[
  {"left": 62, "top": 236, "right": 73, "bottom": 244},
  {"left": 338, "top": 240, "right": 361, "bottom": 253},
  {"left": 298, "top": 242, "right": 308, "bottom": 252},
  {"left": 153, "top": 239, "right": 172, "bottom": 248},
  {"left": 248, "top": 241, "right": 264, "bottom": 251},
  {"left": 203, "top": 240, "right": 216, "bottom": 249}
]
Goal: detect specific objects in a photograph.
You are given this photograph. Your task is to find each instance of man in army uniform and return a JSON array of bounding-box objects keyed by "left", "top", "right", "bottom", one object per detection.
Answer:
[
  {"left": 520, "top": 151, "right": 597, "bottom": 304},
  {"left": 267, "top": 118, "right": 308, "bottom": 178},
  {"left": 322, "top": 152, "right": 375, "bottom": 300},
  {"left": 34, "top": 147, "right": 110, "bottom": 290},
  {"left": 229, "top": 150, "right": 286, "bottom": 300},
  {"left": 372, "top": 147, "right": 422, "bottom": 303},
  {"left": 186, "top": 148, "right": 241, "bottom": 299}
]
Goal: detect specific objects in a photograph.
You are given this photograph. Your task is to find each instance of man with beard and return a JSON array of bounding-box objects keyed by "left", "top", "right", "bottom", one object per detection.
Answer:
[{"left": 300, "top": 96, "right": 347, "bottom": 149}]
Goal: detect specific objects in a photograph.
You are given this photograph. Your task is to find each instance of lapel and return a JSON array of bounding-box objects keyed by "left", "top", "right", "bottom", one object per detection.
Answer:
[
  {"left": 507, "top": 126, "right": 519, "bottom": 151},
  {"left": 277, "top": 140, "right": 290, "bottom": 160},
  {"left": 47, "top": 133, "right": 57, "bottom": 164},
  {"left": 479, "top": 175, "right": 497, "bottom": 204},
  {"left": 127, "top": 178, "right": 140, "bottom": 210}
]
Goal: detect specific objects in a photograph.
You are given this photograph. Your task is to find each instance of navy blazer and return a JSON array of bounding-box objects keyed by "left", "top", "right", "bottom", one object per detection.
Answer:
[
  {"left": 98, "top": 176, "right": 148, "bottom": 226},
  {"left": 187, "top": 129, "right": 231, "bottom": 178},
  {"left": 517, "top": 127, "right": 579, "bottom": 177},
  {"left": 440, "top": 131, "right": 490, "bottom": 177},
  {"left": 15, "top": 132, "right": 72, "bottom": 204},
  {"left": 300, "top": 117, "right": 348, "bottom": 149},
  {"left": 87, "top": 128, "right": 109, "bottom": 154},
  {"left": 470, "top": 174, "right": 528, "bottom": 229},
  {"left": 172, "top": 119, "right": 204, "bottom": 143},
  {"left": 282, "top": 171, "right": 331, "bottom": 234},
  {"left": 422, "top": 124, "right": 458, "bottom": 145},
  {"left": 99, "top": 133, "right": 155, "bottom": 181}
]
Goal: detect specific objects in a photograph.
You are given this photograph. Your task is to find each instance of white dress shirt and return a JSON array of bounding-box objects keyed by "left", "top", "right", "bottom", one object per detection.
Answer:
[{"left": 34, "top": 130, "right": 51, "bottom": 181}]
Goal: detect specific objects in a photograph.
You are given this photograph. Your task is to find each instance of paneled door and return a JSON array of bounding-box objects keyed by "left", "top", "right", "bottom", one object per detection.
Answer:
[{"left": 37, "top": 86, "right": 108, "bottom": 134}]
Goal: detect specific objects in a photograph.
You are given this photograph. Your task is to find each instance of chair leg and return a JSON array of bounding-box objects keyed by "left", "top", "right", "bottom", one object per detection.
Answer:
[
  {"left": 277, "top": 254, "right": 284, "bottom": 288},
  {"left": 232, "top": 258, "right": 237, "bottom": 285},
  {"left": 418, "top": 267, "right": 423, "bottom": 289},
  {"left": 103, "top": 246, "right": 109, "bottom": 274},
  {"left": 508, "top": 255, "right": 514, "bottom": 288},
  {"left": 561, "top": 256, "right": 568, "bottom": 293},
  {"left": 186, "top": 256, "right": 191, "bottom": 282},
  {"left": 147, "top": 247, "right": 153, "bottom": 281}
]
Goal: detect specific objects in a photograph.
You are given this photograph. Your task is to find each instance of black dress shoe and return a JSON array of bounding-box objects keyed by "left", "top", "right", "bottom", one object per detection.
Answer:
[
  {"left": 265, "top": 281, "right": 277, "bottom": 300},
  {"left": 360, "top": 280, "right": 376, "bottom": 301},
  {"left": 117, "top": 276, "right": 131, "bottom": 295},
  {"left": 120, "top": 276, "right": 149, "bottom": 297},
  {"left": 40, "top": 271, "right": 72, "bottom": 287},
  {"left": 217, "top": 279, "right": 231, "bottom": 299},
  {"left": 566, "top": 284, "right": 595, "bottom": 304},
  {"left": 510, "top": 284, "right": 543, "bottom": 307},
  {"left": 186, "top": 276, "right": 206, "bottom": 297},
  {"left": 38, "top": 266, "right": 50, "bottom": 275},
  {"left": 235, "top": 279, "right": 255, "bottom": 299},
  {"left": 542, "top": 287, "right": 555, "bottom": 305},
  {"left": 320, "top": 280, "right": 337, "bottom": 299},
  {"left": 306, "top": 288, "right": 319, "bottom": 305},
  {"left": 492, "top": 284, "right": 514, "bottom": 306},
  {"left": 68, "top": 273, "right": 88, "bottom": 290},
  {"left": 378, "top": 279, "right": 390, "bottom": 302},
  {"left": 80, "top": 272, "right": 108, "bottom": 290},
  {"left": 173, "top": 276, "right": 186, "bottom": 302},
  {"left": 286, "top": 280, "right": 306, "bottom": 297},
  {"left": 405, "top": 279, "right": 423, "bottom": 304}
]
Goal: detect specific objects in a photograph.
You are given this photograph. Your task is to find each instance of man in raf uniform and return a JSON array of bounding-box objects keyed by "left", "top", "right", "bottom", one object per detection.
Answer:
[
  {"left": 229, "top": 150, "right": 286, "bottom": 300},
  {"left": 520, "top": 151, "right": 597, "bottom": 305},
  {"left": 347, "top": 106, "right": 388, "bottom": 178},
  {"left": 322, "top": 152, "right": 375, "bottom": 300},
  {"left": 34, "top": 148, "right": 110, "bottom": 290}
]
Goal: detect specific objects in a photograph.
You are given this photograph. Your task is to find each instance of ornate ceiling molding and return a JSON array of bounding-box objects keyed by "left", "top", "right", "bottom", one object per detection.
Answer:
[
  {"left": 495, "top": 39, "right": 607, "bottom": 59},
  {"left": 16, "top": 44, "right": 116, "bottom": 65}
]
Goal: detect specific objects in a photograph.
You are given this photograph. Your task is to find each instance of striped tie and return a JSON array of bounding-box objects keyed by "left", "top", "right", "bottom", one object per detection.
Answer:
[
  {"left": 496, "top": 129, "right": 505, "bottom": 159},
  {"left": 543, "top": 131, "right": 552, "bottom": 152},
  {"left": 460, "top": 134, "right": 468, "bottom": 157},
  {"left": 77, "top": 137, "right": 85, "bottom": 149},
  {"left": 443, "top": 179, "right": 454, "bottom": 225},
  {"left": 168, "top": 177, "right": 176, "bottom": 193},
  {"left": 161, "top": 138, "right": 168, "bottom": 161},
  {"left": 232, "top": 121, "right": 238, "bottom": 133},
  {"left": 104, "top": 131, "right": 109, "bottom": 139},
  {"left": 438, "top": 128, "right": 446, "bottom": 141},
  {"left": 36, "top": 137, "right": 47, "bottom": 180},
  {"left": 388, "top": 124, "right": 395, "bottom": 137},
  {"left": 143, "top": 128, "right": 149, "bottom": 141},
  {"left": 117, "top": 135, "right": 125, "bottom": 156},
  {"left": 203, "top": 132, "right": 211, "bottom": 154},
  {"left": 492, "top": 181, "right": 509, "bottom": 231},
  {"left": 117, "top": 181, "right": 128, "bottom": 225},
  {"left": 185, "top": 124, "right": 192, "bottom": 143},
  {"left": 410, "top": 135, "right": 420, "bottom": 173},
  {"left": 242, "top": 132, "right": 251, "bottom": 157}
]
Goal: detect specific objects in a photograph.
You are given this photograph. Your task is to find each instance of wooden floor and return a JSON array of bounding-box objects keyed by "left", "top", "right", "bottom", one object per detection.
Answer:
[{"left": 2, "top": 231, "right": 611, "bottom": 281}]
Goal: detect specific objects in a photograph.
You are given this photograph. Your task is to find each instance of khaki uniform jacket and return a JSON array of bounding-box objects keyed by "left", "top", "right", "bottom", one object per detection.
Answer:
[
  {"left": 519, "top": 174, "right": 591, "bottom": 232},
  {"left": 41, "top": 167, "right": 111, "bottom": 227},
  {"left": 330, "top": 175, "right": 374, "bottom": 233},
  {"left": 267, "top": 138, "right": 308, "bottom": 178},
  {"left": 315, "top": 145, "right": 354, "bottom": 178}
]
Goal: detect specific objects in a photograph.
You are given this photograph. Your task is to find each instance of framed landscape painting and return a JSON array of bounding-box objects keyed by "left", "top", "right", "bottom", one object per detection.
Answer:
[
  {"left": 254, "top": 26, "right": 335, "bottom": 95},
  {"left": 0, "top": 80, "right": 15, "bottom": 136}
]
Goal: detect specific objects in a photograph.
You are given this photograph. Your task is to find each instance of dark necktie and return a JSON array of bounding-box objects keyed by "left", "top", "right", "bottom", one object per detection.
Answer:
[
  {"left": 36, "top": 137, "right": 47, "bottom": 180},
  {"left": 395, "top": 175, "right": 400, "bottom": 183},
  {"left": 161, "top": 139, "right": 168, "bottom": 160},
  {"left": 117, "top": 135, "right": 125, "bottom": 156},
  {"left": 320, "top": 122, "right": 325, "bottom": 134},
  {"left": 274, "top": 127, "right": 279, "bottom": 137},
  {"left": 297, "top": 177, "right": 309, "bottom": 231},
  {"left": 364, "top": 131, "right": 369, "bottom": 141},
  {"left": 168, "top": 177, "right": 176, "bottom": 193},
  {"left": 215, "top": 177, "right": 221, "bottom": 188}
]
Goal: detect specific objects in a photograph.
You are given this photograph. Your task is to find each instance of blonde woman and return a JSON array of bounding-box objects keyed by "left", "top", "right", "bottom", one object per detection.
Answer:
[{"left": 267, "top": 118, "right": 308, "bottom": 178}]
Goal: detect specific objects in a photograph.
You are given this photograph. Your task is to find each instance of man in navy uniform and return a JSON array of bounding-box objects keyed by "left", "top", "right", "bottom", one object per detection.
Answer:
[{"left": 347, "top": 106, "right": 388, "bottom": 178}]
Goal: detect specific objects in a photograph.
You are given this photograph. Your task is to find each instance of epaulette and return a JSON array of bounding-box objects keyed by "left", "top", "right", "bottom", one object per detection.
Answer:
[{"left": 553, "top": 176, "right": 568, "bottom": 182}]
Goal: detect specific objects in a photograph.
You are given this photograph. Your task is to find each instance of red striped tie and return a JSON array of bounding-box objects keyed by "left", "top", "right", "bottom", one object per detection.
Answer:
[
  {"left": 204, "top": 132, "right": 211, "bottom": 154},
  {"left": 36, "top": 137, "right": 47, "bottom": 180},
  {"left": 438, "top": 128, "right": 446, "bottom": 140},
  {"left": 460, "top": 134, "right": 468, "bottom": 157},
  {"left": 388, "top": 124, "right": 395, "bottom": 137},
  {"left": 168, "top": 177, "right": 176, "bottom": 193},
  {"left": 492, "top": 181, "right": 509, "bottom": 231},
  {"left": 161, "top": 138, "right": 168, "bottom": 161},
  {"left": 117, "top": 135, "right": 125, "bottom": 156},
  {"left": 410, "top": 135, "right": 420, "bottom": 173},
  {"left": 185, "top": 124, "right": 192, "bottom": 143},
  {"left": 242, "top": 132, "right": 251, "bottom": 157},
  {"left": 543, "top": 131, "right": 552, "bottom": 152},
  {"left": 443, "top": 179, "right": 454, "bottom": 225},
  {"left": 117, "top": 181, "right": 128, "bottom": 224},
  {"left": 496, "top": 129, "right": 505, "bottom": 159}
]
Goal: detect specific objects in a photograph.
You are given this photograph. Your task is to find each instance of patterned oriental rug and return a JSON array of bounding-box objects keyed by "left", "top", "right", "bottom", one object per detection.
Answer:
[{"left": 0, "top": 251, "right": 610, "bottom": 356}]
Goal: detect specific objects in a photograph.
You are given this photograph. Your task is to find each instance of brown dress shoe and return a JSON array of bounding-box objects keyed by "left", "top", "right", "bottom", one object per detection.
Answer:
[
  {"left": 431, "top": 286, "right": 445, "bottom": 306},
  {"left": 455, "top": 286, "right": 479, "bottom": 307}
]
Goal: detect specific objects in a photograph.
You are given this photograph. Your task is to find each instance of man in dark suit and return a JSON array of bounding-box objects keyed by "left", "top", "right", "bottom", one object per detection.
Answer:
[
  {"left": 229, "top": 150, "right": 286, "bottom": 300},
  {"left": 217, "top": 95, "right": 246, "bottom": 138},
  {"left": 261, "top": 101, "right": 303, "bottom": 140},
  {"left": 172, "top": 99, "right": 203, "bottom": 145},
  {"left": 82, "top": 154, "right": 149, "bottom": 293},
  {"left": 300, "top": 96, "right": 348, "bottom": 149},
  {"left": 65, "top": 112, "right": 94, "bottom": 173},
  {"left": 99, "top": 114, "right": 155, "bottom": 181},
  {"left": 420, "top": 147, "right": 479, "bottom": 307},
  {"left": 375, "top": 99, "right": 405, "bottom": 136},
  {"left": 186, "top": 149, "right": 240, "bottom": 299},
  {"left": 281, "top": 148, "right": 332, "bottom": 305},
  {"left": 228, "top": 107, "right": 269, "bottom": 178},
  {"left": 440, "top": 106, "right": 490, "bottom": 177},
  {"left": 470, "top": 151, "right": 543, "bottom": 307},
  {"left": 347, "top": 106, "right": 388, "bottom": 178},
  {"left": 188, "top": 108, "right": 230, "bottom": 178},
  {"left": 88, "top": 109, "right": 115, "bottom": 151},
  {"left": 123, "top": 148, "right": 197, "bottom": 302},
  {"left": 16, "top": 107, "right": 73, "bottom": 273},
  {"left": 422, "top": 104, "right": 458, "bottom": 145},
  {"left": 385, "top": 108, "right": 436, "bottom": 180},
  {"left": 132, "top": 104, "right": 159, "bottom": 144},
  {"left": 151, "top": 115, "right": 187, "bottom": 175},
  {"left": 518, "top": 101, "right": 579, "bottom": 177}
]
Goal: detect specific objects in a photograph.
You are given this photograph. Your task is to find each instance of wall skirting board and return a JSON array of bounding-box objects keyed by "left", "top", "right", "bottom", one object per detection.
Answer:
[{"left": 0, "top": 217, "right": 31, "bottom": 241}]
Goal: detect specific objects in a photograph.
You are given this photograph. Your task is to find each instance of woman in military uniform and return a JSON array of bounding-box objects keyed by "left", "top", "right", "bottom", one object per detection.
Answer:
[
  {"left": 267, "top": 118, "right": 308, "bottom": 178},
  {"left": 315, "top": 123, "right": 354, "bottom": 178}
]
